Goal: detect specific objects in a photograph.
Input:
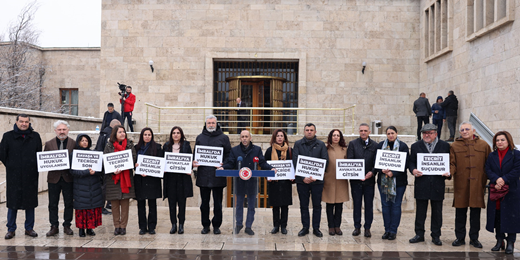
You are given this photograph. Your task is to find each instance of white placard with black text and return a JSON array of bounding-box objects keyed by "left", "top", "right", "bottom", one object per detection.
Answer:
[
  {"left": 194, "top": 145, "right": 224, "bottom": 167},
  {"left": 374, "top": 150, "right": 407, "bottom": 172},
  {"left": 336, "top": 159, "right": 365, "bottom": 180},
  {"left": 267, "top": 160, "right": 295, "bottom": 181},
  {"left": 37, "top": 150, "right": 70, "bottom": 172},
  {"left": 135, "top": 155, "right": 166, "bottom": 178},
  {"left": 294, "top": 155, "right": 327, "bottom": 181},
  {"left": 164, "top": 152, "right": 193, "bottom": 174},
  {"left": 103, "top": 150, "right": 134, "bottom": 174},
  {"left": 71, "top": 150, "right": 103, "bottom": 172},
  {"left": 417, "top": 153, "right": 450, "bottom": 175}
]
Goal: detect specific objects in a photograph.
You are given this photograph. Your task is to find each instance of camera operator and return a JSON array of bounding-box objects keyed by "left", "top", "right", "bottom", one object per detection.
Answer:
[{"left": 119, "top": 85, "right": 136, "bottom": 132}]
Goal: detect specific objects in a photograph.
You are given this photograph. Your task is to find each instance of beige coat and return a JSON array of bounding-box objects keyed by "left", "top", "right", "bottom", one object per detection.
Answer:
[
  {"left": 322, "top": 144, "right": 349, "bottom": 203},
  {"left": 450, "top": 136, "right": 491, "bottom": 208}
]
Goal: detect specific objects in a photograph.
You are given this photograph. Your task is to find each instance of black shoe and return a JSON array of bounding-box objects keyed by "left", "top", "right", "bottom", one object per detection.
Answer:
[
  {"left": 452, "top": 238, "right": 465, "bottom": 246},
  {"left": 114, "top": 228, "right": 120, "bottom": 236},
  {"left": 505, "top": 241, "right": 514, "bottom": 254},
  {"left": 313, "top": 229, "right": 323, "bottom": 238},
  {"left": 102, "top": 208, "right": 112, "bottom": 215},
  {"left": 352, "top": 228, "right": 361, "bottom": 236},
  {"left": 106, "top": 201, "right": 112, "bottom": 209},
  {"left": 328, "top": 228, "right": 335, "bottom": 236},
  {"left": 491, "top": 239, "right": 505, "bottom": 251},
  {"left": 270, "top": 226, "right": 279, "bottom": 234},
  {"left": 120, "top": 228, "right": 126, "bottom": 235},
  {"left": 178, "top": 224, "right": 184, "bottom": 234},
  {"left": 387, "top": 233, "right": 396, "bottom": 240},
  {"left": 470, "top": 239, "right": 482, "bottom": 248},
  {"left": 432, "top": 237, "right": 442, "bottom": 246},
  {"left": 409, "top": 235, "right": 425, "bottom": 243},
  {"left": 234, "top": 225, "right": 243, "bottom": 234},
  {"left": 364, "top": 229, "right": 371, "bottom": 238},
  {"left": 4, "top": 231, "right": 15, "bottom": 239},
  {"left": 139, "top": 229, "right": 147, "bottom": 235},
  {"left": 170, "top": 224, "right": 177, "bottom": 234},
  {"left": 149, "top": 229, "right": 156, "bottom": 235},
  {"left": 281, "top": 227, "right": 287, "bottom": 235},
  {"left": 244, "top": 228, "right": 254, "bottom": 236},
  {"left": 79, "top": 229, "right": 86, "bottom": 237},
  {"left": 86, "top": 229, "right": 95, "bottom": 236},
  {"left": 201, "top": 227, "right": 210, "bottom": 234},
  {"left": 298, "top": 228, "right": 309, "bottom": 237},
  {"left": 213, "top": 228, "right": 221, "bottom": 234},
  {"left": 382, "top": 232, "right": 390, "bottom": 239}
]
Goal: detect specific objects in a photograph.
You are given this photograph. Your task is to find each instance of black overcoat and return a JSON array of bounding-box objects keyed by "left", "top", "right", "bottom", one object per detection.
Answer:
[
  {"left": 134, "top": 143, "right": 163, "bottom": 200},
  {"left": 163, "top": 140, "right": 194, "bottom": 199},
  {"left": 194, "top": 124, "right": 231, "bottom": 188},
  {"left": 265, "top": 146, "right": 293, "bottom": 207}
]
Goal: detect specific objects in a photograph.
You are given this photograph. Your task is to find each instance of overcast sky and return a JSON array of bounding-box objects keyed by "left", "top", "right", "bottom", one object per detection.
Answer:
[{"left": 0, "top": 0, "right": 101, "bottom": 47}]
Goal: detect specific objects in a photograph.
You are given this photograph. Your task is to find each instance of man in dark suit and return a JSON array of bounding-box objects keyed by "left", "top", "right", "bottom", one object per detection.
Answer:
[
  {"left": 44, "top": 120, "right": 76, "bottom": 236},
  {"left": 408, "top": 124, "right": 451, "bottom": 246},
  {"left": 236, "top": 98, "right": 248, "bottom": 132},
  {"left": 413, "top": 93, "right": 432, "bottom": 141}
]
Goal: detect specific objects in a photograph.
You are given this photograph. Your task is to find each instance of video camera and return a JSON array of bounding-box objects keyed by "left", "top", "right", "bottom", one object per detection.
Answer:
[{"left": 117, "top": 82, "right": 129, "bottom": 97}]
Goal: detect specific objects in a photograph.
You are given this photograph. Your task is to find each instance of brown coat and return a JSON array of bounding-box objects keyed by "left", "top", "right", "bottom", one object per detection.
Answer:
[
  {"left": 104, "top": 140, "right": 137, "bottom": 200},
  {"left": 44, "top": 137, "right": 76, "bottom": 183},
  {"left": 322, "top": 144, "right": 349, "bottom": 203},
  {"left": 450, "top": 136, "right": 491, "bottom": 208}
]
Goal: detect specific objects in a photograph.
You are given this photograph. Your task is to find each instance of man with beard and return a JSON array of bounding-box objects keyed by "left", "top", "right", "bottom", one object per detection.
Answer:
[
  {"left": 193, "top": 115, "right": 231, "bottom": 234},
  {"left": 0, "top": 114, "right": 42, "bottom": 239},
  {"left": 44, "top": 120, "right": 76, "bottom": 236}
]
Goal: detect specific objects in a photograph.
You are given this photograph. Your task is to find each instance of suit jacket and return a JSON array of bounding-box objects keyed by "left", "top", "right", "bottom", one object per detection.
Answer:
[
  {"left": 413, "top": 97, "right": 432, "bottom": 117},
  {"left": 44, "top": 137, "right": 76, "bottom": 183}
]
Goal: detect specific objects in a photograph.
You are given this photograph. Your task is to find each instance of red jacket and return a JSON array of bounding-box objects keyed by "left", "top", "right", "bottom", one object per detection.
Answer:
[{"left": 120, "top": 93, "right": 135, "bottom": 112}]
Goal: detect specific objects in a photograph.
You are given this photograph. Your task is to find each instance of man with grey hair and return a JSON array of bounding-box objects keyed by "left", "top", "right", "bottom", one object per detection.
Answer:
[
  {"left": 44, "top": 120, "right": 76, "bottom": 236},
  {"left": 449, "top": 121, "right": 491, "bottom": 248},
  {"left": 193, "top": 115, "right": 231, "bottom": 234}
]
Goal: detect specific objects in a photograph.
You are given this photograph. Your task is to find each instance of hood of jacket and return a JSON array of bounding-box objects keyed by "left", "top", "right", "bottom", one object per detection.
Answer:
[{"left": 75, "top": 134, "right": 92, "bottom": 150}]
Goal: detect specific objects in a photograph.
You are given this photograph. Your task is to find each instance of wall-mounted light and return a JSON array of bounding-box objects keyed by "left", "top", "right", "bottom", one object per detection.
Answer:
[
  {"left": 362, "top": 61, "right": 366, "bottom": 74},
  {"left": 149, "top": 60, "right": 154, "bottom": 73}
]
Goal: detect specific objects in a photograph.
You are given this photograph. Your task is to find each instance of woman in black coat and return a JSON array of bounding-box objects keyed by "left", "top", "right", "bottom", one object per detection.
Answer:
[
  {"left": 163, "top": 126, "right": 193, "bottom": 234},
  {"left": 134, "top": 127, "right": 163, "bottom": 235},
  {"left": 70, "top": 134, "right": 104, "bottom": 237},
  {"left": 265, "top": 129, "right": 293, "bottom": 235}
]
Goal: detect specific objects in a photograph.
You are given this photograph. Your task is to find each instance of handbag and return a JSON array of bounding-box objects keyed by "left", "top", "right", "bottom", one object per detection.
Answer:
[{"left": 489, "top": 184, "right": 509, "bottom": 201}]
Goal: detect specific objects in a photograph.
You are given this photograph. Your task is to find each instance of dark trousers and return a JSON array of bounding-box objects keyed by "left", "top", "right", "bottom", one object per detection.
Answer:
[
  {"left": 326, "top": 203, "right": 343, "bottom": 228},
  {"left": 416, "top": 116, "right": 430, "bottom": 140},
  {"left": 200, "top": 187, "right": 224, "bottom": 229},
  {"left": 494, "top": 210, "right": 517, "bottom": 243},
  {"left": 272, "top": 206, "right": 288, "bottom": 228},
  {"left": 446, "top": 116, "right": 457, "bottom": 139},
  {"left": 123, "top": 111, "right": 134, "bottom": 132},
  {"left": 236, "top": 193, "right": 256, "bottom": 228},
  {"left": 350, "top": 181, "right": 375, "bottom": 229},
  {"left": 7, "top": 208, "right": 35, "bottom": 232},
  {"left": 379, "top": 185, "right": 406, "bottom": 234},
  {"left": 455, "top": 207, "right": 481, "bottom": 240},
  {"left": 48, "top": 177, "right": 73, "bottom": 227},
  {"left": 297, "top": 182, "right": 323, "bottom": 230},
  {"left": 167, "top": 195, "right": 186, "bottom": 226},
  {"left": 415, "top": 199, "right": 443, "bottom": 238},
  {"left": 137, "top": 199, "right": 157, "bottom": 231},
  {"left": 432, "top": 118, "right": 444, "bottom": 138}
]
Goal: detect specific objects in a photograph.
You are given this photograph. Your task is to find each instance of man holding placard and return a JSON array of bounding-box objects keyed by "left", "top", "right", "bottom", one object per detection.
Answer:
[
  {"left": 0, "top": 114, "right": 42, "bottom": 239},
  {"left": 408, "top": 124, "right": 451, "bottom": 246},
  {"left": 44, "top": 120, "right": 76, "bottom": 237},
  {"left": 193, "top": 115, "right": 231, "bottom": 235},
  {"left": 293, "top": 123, "right": 328, "bottom": 237}
]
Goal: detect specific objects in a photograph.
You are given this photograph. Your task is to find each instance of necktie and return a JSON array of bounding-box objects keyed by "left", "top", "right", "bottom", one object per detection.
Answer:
[{"left": 59, "top": 140, "right": 64, "bottom": 150}]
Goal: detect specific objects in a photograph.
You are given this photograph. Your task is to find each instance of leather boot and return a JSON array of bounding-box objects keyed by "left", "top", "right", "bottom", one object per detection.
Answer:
[
  {"left": 178, "top": 224, "right": 184, "bottom": 234},
  {"left": 79, "top": 229, "right": 86, "bottom": 237},
  {"left": 491, "top": 239, "right": 505, "bottom": 251},
  {"left": 505, "top": 241, "right": 514, "bottom": 254}
]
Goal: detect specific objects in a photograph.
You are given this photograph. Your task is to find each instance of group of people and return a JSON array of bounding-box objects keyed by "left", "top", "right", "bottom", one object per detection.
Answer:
[
  {"left": 413, "top": 90, "right": 459, "bottom": 141},
  {"left": 0, "top": 114, "right": 518, "bottom": 255}
]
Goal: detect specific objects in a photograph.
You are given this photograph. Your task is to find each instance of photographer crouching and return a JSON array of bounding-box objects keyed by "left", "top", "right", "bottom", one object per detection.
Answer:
[{"left": 119, "top": 84, "right": 136, "bottom": 132}]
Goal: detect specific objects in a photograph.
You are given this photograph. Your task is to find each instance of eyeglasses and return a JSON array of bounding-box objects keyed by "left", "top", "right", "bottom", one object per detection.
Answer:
[
  {"left": 460, "top": 128, "right": 472, "bottom": 132},
  {"left": 422, "top": 131, "right": 436, "bottom": 135}
]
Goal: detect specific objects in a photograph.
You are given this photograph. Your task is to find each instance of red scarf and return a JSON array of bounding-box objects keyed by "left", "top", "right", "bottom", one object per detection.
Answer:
[
  {"left": 498, "top": 147, "right": 509, "bottom": 168},
  {"left": 112, "top": 139, "right": 132, "bottom": 194}
]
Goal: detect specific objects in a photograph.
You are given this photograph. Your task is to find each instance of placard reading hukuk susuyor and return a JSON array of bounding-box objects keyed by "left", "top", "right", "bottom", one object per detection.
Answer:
[
  {"left": 164, "top": 152, "right": 193, "bottom": 174},
  {"left": 37, "top": 150, "right": 70, "bottom": 172},
  {"left": 135, "top": 155, "right": 166, "bottom": 178},
  {"left": 294, "top": 155, "right": 327, "bottom": 181},
  {"left": 71, "top": 150, "right": 103, "bottom": 172},
  {"left": 267, "top": 160, "right": 295, "bottom": 181},
  {"left": 417, "top": 153, "right": 449, "bottom": 175},
  {"left": 374, "top": 150, "right": 407, "bottom": 172},
  {"left": 336, "top": 159, "right": 365, "bottom": 180},
  {"left": 103, "top": 150, "right": 134, "bottom": 174},
  {"left": 194, "top": 145, "right": 224, "bottom": 167}
]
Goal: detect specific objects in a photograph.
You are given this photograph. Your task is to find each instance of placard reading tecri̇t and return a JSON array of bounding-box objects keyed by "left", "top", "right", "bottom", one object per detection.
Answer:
[
  {"left": 37, "top": 150, "right": 70, "bottom": 172},
  {"left": 135, "top": 154, "right": 166, "bottom": 178},
  {"left": 294, "top": 155, "right": 327, "bottom": 181},
  {"left": 417, "top": 153, "right": 450, "bottom": 175},
  {"left": 103, "top": 150, "right": 134, "bottom": 174},
  {"left": 374, "top": 150, "right": 407, "bottom": 172},
  {"left": 194, "top": 145, "right": 224, "bottom": 167}
]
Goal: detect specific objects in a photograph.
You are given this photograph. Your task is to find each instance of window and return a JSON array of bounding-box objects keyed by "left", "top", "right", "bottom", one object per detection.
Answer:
[
  {"left": 60, "top": 88, "right": 78, "bottom": 115},
  {"left": 424, "top": 0, "right": 453, "bottom": 62},
  {"left": 466, "top": 0, "right": 514, "bottom": 41}
]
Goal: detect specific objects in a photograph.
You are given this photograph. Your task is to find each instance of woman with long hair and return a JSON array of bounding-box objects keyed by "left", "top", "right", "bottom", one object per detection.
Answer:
[
  {"left": 163, "top": 126, "right": 193, "bottom": 234},
  {"left": 104, "top": 125, "right": 137, "bottom": 236},
  {"left": 134, "top": 127, "right": 163, "bottom": 235},
  {"left": 322, "top": 129, "right": 349, "bottom": 236},
  {"left": 264, "top": 129, "right": 293, "bottom": 235},
  {"left": 485, "top": 131, "right": 520, "bottom": 254},
  {"left": 374, "top": 126, "right": 409, "bottom": 240}
]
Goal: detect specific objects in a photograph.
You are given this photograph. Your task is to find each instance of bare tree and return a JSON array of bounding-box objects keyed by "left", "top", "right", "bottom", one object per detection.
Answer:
[{"left": 0, "top": 1, "right": 56, "bottom": 112}]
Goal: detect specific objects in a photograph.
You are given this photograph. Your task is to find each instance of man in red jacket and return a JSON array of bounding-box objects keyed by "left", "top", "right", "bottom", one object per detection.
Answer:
[{"left": 120, "top": 85, "right": 136, "bottom": 132}]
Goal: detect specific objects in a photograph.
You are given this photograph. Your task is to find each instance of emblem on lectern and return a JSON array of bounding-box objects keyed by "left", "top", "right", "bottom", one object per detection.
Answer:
[{"left": 239, "top": 167, "right": 252, "bottom": 180}]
